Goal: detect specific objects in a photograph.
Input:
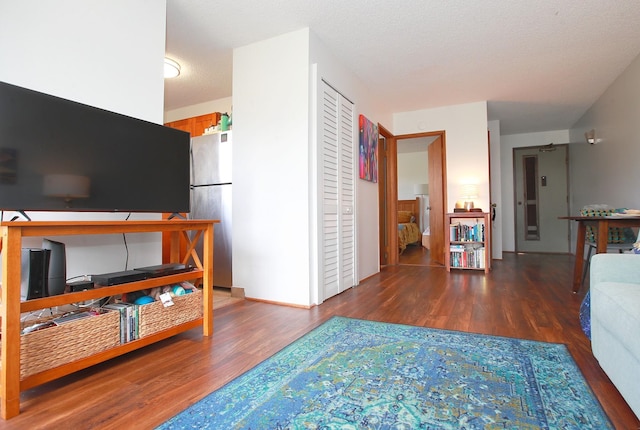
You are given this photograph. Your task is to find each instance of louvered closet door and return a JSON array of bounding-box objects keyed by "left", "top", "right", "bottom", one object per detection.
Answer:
[{"left": 321, "top": 81, "right": 355, "bottom": 301}]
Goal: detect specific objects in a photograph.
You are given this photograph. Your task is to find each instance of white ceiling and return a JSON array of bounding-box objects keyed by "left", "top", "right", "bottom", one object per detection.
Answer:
[{"left": 164, "top": 0, "right": 640, "bottom": 135}]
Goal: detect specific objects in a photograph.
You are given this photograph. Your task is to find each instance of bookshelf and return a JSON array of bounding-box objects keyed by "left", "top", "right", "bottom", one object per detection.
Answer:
[{"left": 445, "top": 212, "right": 491, "bottom": 273}]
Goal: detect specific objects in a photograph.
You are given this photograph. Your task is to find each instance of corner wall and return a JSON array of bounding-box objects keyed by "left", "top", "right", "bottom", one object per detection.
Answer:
[
  {"left": 231, "top": 28, "right": 390, "bottom": 306},
  {"left": 232, "top": 29, "right": 312, "bottom": 306}
]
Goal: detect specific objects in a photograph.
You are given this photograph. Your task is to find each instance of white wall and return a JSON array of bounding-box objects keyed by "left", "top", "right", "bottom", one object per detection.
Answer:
[
  {"left": 567, "top": 51, "right": 640, "bottom": 250},
  {"left": 164, "top": 97, "right": 233, "bottom": 123},
  {"left": 488, "top": 120, "right": 503, "bottom": 259},
  {"left": 0, "top": 1, "right": 168, "bottom": 277},
  {"left": 232, "top": 29, "right": 312, "bottom": 306},
  {"left": 499, "top": 129, "right": 570, "bottom": 252},
  {"left": 570, "top": 52, "right": 640, "bottom": 213},
  {"left": 393, "top": 102, "right": 490, "bottom": 212},
  {"left": 397, "top": 152, "right": 429, "bottom": 200}
]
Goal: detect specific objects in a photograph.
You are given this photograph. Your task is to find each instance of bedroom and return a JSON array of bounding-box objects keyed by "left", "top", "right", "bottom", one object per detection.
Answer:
[{"left": 396, "top": 137, "right": 435, "bottom": 266}]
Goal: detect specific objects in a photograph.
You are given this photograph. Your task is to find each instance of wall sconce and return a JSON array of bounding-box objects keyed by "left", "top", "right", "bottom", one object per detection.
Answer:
[
  {"left": 460, "top": 184, "right": 479, "bottom": 212},
  {"left": 585, "top": 129, "right": 600, "bottom": 145},
  {"left": 43, "top": 174, "right": 90, "bottom": 208}
]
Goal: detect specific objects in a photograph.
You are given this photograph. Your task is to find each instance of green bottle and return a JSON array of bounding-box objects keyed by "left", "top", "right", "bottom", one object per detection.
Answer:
[{"left": 220, "top": 112, "right": 229, "bottom": 131}]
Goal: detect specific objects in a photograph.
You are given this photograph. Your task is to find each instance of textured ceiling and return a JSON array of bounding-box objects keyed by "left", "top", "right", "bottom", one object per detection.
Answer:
[{"left": 165, "top": 0, "right": 640, "bottom": 135}]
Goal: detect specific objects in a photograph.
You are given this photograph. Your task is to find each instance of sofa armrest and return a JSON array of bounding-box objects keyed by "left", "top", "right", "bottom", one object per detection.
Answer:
[{"left": 591, "top": 254, "right": 640, "bottom": 287}]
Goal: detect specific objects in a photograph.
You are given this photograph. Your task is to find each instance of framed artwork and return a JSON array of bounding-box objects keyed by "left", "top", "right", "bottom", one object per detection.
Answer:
[{"left": 359, "top": 114, "right": 378, "bottom": 182}]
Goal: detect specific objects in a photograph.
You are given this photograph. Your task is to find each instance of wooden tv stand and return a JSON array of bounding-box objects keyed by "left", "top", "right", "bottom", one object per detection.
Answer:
[{"left": 0, "top": 219, "right": 217, "bottom": 419}]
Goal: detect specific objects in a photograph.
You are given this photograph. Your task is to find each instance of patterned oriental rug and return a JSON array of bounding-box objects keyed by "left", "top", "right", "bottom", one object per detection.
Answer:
[{"left": 158, "top": 316, "right": 612, "bottom": 429}]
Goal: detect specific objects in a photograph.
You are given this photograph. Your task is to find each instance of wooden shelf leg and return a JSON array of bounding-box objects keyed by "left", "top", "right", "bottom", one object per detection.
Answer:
[
  {"left": 1, "top": 227, "right": 23, "bottom": 419},
  {"left": 202, "top": 224, "right": 214, "bottom": 336}
]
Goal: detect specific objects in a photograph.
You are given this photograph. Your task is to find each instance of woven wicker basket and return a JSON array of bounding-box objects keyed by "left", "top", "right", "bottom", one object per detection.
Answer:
[
  {"left": 138, "top": 289, "right": 203, "bottom": 338},
  {"left": 20, "top": 310, "right": 120, "bottom": 379}
]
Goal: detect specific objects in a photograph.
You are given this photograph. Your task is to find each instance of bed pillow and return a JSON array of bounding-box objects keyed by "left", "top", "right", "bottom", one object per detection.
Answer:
[{"left": 398, "top": 211, "right": 413, "bottom": 223}]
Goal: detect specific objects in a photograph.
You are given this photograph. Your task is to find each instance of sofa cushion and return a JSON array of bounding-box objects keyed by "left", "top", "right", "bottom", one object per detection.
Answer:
[{"left": 592, "top": 281, "right": 640, "bottom": 360}]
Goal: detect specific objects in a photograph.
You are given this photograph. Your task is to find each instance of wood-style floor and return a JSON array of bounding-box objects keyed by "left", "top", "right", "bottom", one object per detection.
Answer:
[{"left": 1, "top": 253, "right": 638, "bottom": 429}]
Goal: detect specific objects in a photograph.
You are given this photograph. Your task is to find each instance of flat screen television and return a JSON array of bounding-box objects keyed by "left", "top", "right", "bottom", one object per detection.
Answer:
[{"left": 0, "top": 81, "right": 190, "bottom": 214}]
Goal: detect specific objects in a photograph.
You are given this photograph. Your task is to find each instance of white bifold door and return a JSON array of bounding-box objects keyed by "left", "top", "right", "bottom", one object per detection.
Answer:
[{"left": 320, "top": 81, "right": 356, "bottom": 301}]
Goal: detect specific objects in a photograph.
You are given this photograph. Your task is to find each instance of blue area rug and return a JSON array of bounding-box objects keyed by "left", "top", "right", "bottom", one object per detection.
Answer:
[{"left": 158, "top": 316, "right": 612, "bottom": 429}]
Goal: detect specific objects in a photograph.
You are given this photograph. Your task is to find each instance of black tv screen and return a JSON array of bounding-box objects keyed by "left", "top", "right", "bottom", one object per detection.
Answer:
[{"left": 0, "top": 81, "right": 190, "bottom": 213}]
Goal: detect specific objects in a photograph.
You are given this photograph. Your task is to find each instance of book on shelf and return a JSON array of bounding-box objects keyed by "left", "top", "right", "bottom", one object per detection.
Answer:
[
  {"left": 449, "top": 221, "right": 485, "bottom": 242},
  {"left": 449, "top": 244, "right": 485, "bottom": 269},
  {"left": 103, "top": 303, "right": 139, "bottom": 344}
]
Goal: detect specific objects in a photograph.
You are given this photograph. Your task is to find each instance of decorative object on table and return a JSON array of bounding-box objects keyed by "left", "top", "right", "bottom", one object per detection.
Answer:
[
  {"left": 358, "top": 114, "right": 378, "bottom": 183},
  {"left": 158, "top": 316, "right": 613, "bottom": 429}
]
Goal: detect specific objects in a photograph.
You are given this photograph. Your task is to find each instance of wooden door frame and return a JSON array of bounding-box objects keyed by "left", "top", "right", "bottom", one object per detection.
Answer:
[{"left": 379, "top": 127, "right": 447, "bottom": 266}]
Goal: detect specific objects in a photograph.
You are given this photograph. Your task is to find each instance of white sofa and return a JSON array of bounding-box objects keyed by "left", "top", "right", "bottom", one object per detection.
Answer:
[{"left": 590, "top": 253, "right": 640, "bottom": 419}]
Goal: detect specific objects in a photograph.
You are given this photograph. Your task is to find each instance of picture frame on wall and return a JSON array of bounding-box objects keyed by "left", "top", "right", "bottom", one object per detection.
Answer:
[{"left": 359, "top": 114, "right": 378, "bottom": 183}]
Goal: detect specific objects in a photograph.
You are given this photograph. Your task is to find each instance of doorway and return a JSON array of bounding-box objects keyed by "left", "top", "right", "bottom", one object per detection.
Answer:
[
  {"left": 514, "top": 145, "right": 570, "bottom": 253},
  {"left": 379, "top": 127, "right": 447, "bottom": 267}
]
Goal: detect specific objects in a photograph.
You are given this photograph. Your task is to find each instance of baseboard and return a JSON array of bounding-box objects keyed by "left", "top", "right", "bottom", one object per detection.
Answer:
[{"left": 245, "top": 296, "right": 313, "bottom": 309}]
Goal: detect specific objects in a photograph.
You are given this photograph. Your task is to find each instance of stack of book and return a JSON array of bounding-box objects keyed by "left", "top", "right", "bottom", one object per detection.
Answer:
[
  {"left": 449, "top": 221, "right": 485, "bottom": 242},
  {"left": 449, "top": 244, "right": 485, "bottom": 269},
  {"left": 103, "top": 303, "right": 139, "bottom": 343}
]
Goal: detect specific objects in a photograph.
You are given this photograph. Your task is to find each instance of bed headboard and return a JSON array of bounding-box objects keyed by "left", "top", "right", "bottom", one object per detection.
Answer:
[{"left": 398, "top": 198, "right": 419, "bottom": 215}]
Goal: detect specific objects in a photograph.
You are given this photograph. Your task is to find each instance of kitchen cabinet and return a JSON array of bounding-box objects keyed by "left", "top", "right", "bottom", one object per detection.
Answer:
[{"left": 165, "top": 112, "right": 221, "bottom": 137}]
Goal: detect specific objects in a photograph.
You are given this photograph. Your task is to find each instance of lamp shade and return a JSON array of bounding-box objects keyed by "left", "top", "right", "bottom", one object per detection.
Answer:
[
  {"left": 460, "top": 184, "right": 479, "bottom": 199},
  {"left": 413, "top": 183, "right": 429, "bottom": 195}
]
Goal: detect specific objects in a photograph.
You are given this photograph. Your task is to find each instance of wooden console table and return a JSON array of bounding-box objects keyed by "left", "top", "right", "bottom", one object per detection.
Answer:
[
  {"left": 560, "top": 215, "right": 640, "bottom": 293},
  {"left": 0, "top": 219, "right": 217, "bottom": 419}
]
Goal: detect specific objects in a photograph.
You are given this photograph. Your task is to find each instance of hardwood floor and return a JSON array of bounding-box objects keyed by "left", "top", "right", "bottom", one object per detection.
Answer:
[
  {"left": 399, "top": 243, "right": 438, "bottom": 266},
  {"left": 2, "top": 253, "right": 638, "bottom": 429}
]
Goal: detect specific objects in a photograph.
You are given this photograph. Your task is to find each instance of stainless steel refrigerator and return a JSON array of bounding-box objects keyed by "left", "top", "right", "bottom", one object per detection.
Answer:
[{"left": 189, "top": 131, "right": 232, "bottom": 287}]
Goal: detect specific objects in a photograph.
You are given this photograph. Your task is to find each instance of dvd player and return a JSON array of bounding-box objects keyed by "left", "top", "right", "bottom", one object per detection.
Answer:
[
  {"left": 133, "top": 263, "right": 194, "bottom": 278},
  {"left": 92, "top": 270, "right": 148, "bottom": 286}
]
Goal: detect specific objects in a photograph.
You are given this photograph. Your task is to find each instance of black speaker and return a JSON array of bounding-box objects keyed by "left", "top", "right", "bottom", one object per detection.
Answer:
[
  {"left": 42, "top": 238, "right": 66, "bottom": 296},
  {"left": 21, "top": 248, "right": 51, "bottom": 301}
]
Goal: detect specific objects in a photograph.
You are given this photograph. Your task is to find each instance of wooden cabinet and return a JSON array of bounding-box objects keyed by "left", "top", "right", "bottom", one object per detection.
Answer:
[
  {"left": 164, "top": 112, "right": 221, "bottom": 137},
  {"left": 445, "top": 212, "right": 491, "bottom": 273},
  {"left": 0, "top": 219, "right": 217, "bottom": 419}
]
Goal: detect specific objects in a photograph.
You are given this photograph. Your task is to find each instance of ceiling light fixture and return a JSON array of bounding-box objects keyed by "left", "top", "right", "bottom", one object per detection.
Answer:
[{"left": 164, "top": 57, "right": 181, "bottom": 79}]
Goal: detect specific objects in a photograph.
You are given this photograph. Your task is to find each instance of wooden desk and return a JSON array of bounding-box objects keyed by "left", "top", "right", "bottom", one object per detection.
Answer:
[{"left": 560, "top": 216, "right": 640, "bottom": 293}]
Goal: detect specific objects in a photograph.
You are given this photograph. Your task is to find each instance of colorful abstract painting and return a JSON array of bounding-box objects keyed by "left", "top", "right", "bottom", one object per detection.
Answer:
[{"left": 359, "top": 114, "right": 378, "bottom": 182}]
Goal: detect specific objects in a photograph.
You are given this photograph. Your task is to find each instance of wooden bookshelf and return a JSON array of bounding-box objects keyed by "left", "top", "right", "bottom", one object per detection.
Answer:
[
  {"left": 445, "top": 212, "right": 491, "bottom": 273},
  {"left": 0, "top": 219, "right": 217, "bottom": 419}
]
